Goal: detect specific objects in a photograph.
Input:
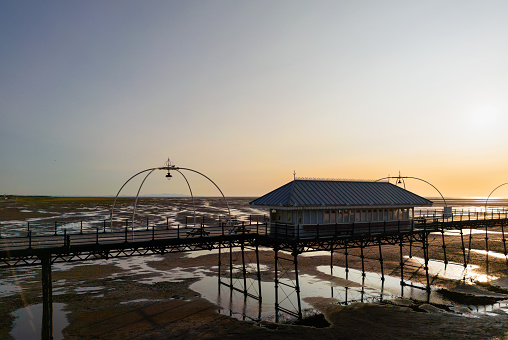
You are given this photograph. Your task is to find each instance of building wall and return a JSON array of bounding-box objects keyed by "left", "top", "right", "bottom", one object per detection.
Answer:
[{"left": 272, "top": 207, "right": 414, "bottom": 225}]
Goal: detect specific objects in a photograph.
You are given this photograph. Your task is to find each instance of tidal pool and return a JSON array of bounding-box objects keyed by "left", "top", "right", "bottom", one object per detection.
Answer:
[{"left": 10, "top": 303, "right": 68, "bottom": 340}]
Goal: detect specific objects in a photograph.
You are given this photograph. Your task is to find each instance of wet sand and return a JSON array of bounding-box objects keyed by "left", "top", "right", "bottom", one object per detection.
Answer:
[{"left": 2, "top": 197, "right": 508, "bottom": 339}]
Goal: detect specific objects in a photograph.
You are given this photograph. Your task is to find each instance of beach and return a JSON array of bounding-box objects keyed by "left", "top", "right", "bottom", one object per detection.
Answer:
[{"left": 1, "top": 197, "right": 508, "bottom": 339}]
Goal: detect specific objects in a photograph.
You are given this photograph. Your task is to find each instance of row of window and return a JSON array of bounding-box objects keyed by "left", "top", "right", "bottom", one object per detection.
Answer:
[{"left": 273, "top": 208, "right": 413, "bottom": 224}]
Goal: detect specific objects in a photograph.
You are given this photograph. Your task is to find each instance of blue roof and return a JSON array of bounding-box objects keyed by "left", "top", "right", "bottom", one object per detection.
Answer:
[{"left": 250, "top": 180, "right": 433, "bottom": 207}]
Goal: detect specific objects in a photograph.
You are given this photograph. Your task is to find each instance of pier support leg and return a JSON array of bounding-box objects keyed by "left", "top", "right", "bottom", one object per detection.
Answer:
[
  {"left": 274, "top": 247, "right": 279, "bottom": 323},
  {"left": 467, "top": 224, "right": 473, "bottom": 265},
  {"left": 345, "top": 243, "right": 349, "bottom": 279},
  {"left": 41, "top": 254, "right": 53, "bottom": 340},
  {"left": 256, "top": 244, "right": 262, "bottom": 302},
  {"left": 293, "top": 250, "right": 302, "bottom": 320},
  {"left": 229, "top": 241, "right": 233, "bottom": 288},
  {"left": 218, "top": 243, "right": 221, "bottom": 287},
  {"left": 399, "top": 237, "right": 404, "bottom": 296},
  {"left": 360, "top": 243, "right": 365, "bottom": 278},
  {"left": 441, "top": 227, "right": 447, "bottom": 265},
  {"left": 423, "top": 234, "right": 430, "bottom": 294},
  {"left": 330, "top": 248, "right": 333, "bottom": 275},
  {"left": 485, "top": 223, "right": 489, "bottom": 275},
  {"left": 460, "top": 227, "right": 467, "bottom": 267},
  {"left": 241, "top": 243, "right": 247, "bottom": 295},
  {"left": 378, "top": 241, "right": 385, "bottom": 282},
  {"left": 502, "top": 222, "right": 508, "bottom": 264}
]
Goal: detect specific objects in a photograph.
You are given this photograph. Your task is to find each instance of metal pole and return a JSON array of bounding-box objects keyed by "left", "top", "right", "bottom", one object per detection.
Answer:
[
  {"left": 274, "top": 247, "right": 279, "bottom": 323},
  {"left": 379, "top": 241, "right": 384, "bottom": 281},
  {"left": 293, "top": 250, "right": 302, "bottom": 320},
  {"left": 41, "top": 254, "right": 53, "bottom": 340},
  {"left": 241, "top": 244, "right": 247, "bottom": 295},
  {"left": 256, "top": 244, "right": 262, "bottom": 302},
  {"left": 441, "top": 227, "right": 448, "bottom": 264}
]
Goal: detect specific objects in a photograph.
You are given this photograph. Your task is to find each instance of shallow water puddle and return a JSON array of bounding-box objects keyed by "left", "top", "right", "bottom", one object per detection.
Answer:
[
  {"left": 466, "top": 248, "right": 508, "bottom": 260},
  {"left": 408, "top": 256, "right": 499, "bottom": 282},
  {"left": 191, "top": 274, "right": 332, "bottom": 322},
  {"left": 10, "top": 303, "right": 68, "bottom": 340}
]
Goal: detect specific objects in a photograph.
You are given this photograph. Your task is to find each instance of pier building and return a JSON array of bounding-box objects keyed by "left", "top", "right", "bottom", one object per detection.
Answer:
[{"left": 250, "top": 178, "right": 433, "bottom": 236}]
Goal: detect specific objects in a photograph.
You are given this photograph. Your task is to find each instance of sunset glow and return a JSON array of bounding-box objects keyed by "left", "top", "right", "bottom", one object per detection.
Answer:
[{"left": 1, "top": 1, "right": 508, "bottom": 199}]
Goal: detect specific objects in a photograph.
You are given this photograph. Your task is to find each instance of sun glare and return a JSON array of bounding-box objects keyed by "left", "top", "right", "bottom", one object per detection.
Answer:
[{"left": 468, "top": 104, "right": 501, "bottom": 128}]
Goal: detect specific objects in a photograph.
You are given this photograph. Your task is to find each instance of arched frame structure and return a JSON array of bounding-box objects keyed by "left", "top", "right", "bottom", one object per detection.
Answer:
[
  {"left": 485, "top": 182, "right": 508, "bottom": 213},
  {"left": 376, "top": 176, "right": 447, "bottom": 208},
  {"left": 110, "top": 165, "right": 231, "bottom": 230}
]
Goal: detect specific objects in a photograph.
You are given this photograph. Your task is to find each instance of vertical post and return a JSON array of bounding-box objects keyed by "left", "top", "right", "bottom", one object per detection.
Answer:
[
  {"left": 379, "top": 241, "right": 384, "bottom": 281},
  {"left": 41, "top": 254, "right": 53, "bottom": 340},
  {"left": 441, "top": 227, "right": 448, "bottom": 264},
  {"left": 460, "top": 227, "right": 466, "bottom": 266},
  {"left": 103, "top": 220, "right": 106, "bottom": 233},
  {"left": 360, "top": 243, "right": 365, "bottom": 277},
  {"left": 218, "top": 242, "right": 221, "bottom": 287},
  {"left": 485, "top": 220, "right": 489, "bottom": 275},
  {"left": 501, "top": 222, "right": 508, "bottom": 263},
  {"left": 229, "top": 240, "right": 233, "bottom": 290},
  {"left": 399, "top": 237, "right": 404, "bottom": 291},
  {"left": 345, "top": 243, "right": 349, "bottom": 277},
  {"left": 256, "top": 244, "right": 262, "bottom": 302},
  {"left": 467, "top": 222, "right": 473, "bottom": 266},
  {"left": 80, "top": 221, "right": 83, "bottom": 234},
  {"left": 274, "top": 247, "right": 279, "bottom": 323},
  {"left": 330, "top": 248, "right": 333, "bottom": 275},
  {"left": 423, "top": 233, "right": 430, "bottom": 292},
  {"left": 293, "top": 249, "right": 302, "bottom": 320},
  {"left": 54, "top": 221, "right": 57, "bottom": 236},
  {"left": 166, "top": 217, "right": 169, "bottom": 230},
  {"left": 241, "top": 244, "right": 247, "bottom": 295}
]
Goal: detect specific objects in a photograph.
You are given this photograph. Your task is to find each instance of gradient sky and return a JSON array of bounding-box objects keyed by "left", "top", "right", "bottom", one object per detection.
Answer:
[{"left": 1, "top": 1, "right": 508, "bottom": 198}]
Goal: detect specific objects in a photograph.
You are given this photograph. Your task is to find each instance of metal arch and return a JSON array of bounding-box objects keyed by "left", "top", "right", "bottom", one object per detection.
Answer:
[
  {"left": 116, "top": 168, "right": 199, "bottom": 231},
  {"left": 110, "top": 168, "right": 157, "bottom": 230},
  {"left": 376, "top": 176, "right": 447, "bottom": 207},
  {"left": 131, "top": 169, "right": 158, "bottom": 229},
  {"left": 111, "top": 164, "right": 231, "bottom": 230},
  {"left": 175, "top": 167, "right": 232, "bottom": 222},
  {"left": 485, "top": 182, "right": 508, "bottom": 213},
  {"left": 175, "top": 169, "right": 197, "bottom": 228}
]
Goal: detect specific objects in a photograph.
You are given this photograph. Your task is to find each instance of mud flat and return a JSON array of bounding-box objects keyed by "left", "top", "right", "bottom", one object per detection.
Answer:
[{"left": 2, "top": 197, "right": 508, "bottom": 339}]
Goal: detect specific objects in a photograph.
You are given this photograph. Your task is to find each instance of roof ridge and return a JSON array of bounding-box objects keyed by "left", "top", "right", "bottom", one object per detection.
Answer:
[
  {"left": 286, "top": 179, "right": 297, "bottom": 205},
  {"left": 295, "top": 177, "right": 385, "bottom": 182}
]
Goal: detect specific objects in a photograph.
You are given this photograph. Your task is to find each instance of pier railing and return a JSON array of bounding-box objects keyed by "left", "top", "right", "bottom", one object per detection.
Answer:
[{"left": 2, "top": 208, "right": 508, "bottom": 255}]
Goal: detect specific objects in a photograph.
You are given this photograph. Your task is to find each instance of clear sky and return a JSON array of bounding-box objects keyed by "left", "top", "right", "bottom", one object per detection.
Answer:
[{"left": 1, "top": 1, "right": 508, "bottom": 198}]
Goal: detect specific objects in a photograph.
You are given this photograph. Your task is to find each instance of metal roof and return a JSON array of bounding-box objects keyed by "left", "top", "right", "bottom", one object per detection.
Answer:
[{"left": 250, "top": 180, "right": 433, "bottom": 207}]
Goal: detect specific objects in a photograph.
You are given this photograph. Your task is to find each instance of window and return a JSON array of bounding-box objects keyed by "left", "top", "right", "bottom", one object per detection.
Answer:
[{"left": 324, "top": 210, "right": 330, "bottom": 223}]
